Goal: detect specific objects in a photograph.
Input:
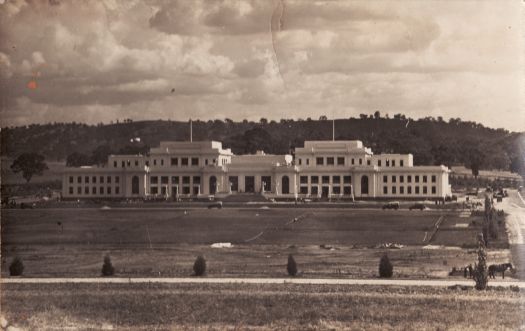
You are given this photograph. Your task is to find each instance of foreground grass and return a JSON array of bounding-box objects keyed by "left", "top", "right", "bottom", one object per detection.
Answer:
[{"left": 1, "top": 283, "right": 524, "bottom": 330}]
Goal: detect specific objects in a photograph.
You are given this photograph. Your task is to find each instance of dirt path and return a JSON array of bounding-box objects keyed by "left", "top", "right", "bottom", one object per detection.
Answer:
[{"left": 2, "top": 277, "right": 524, "bottom": 288}]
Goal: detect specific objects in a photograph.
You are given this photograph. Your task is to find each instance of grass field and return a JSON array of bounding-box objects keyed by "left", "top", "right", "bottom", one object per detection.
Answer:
[
  {"left": 1, "top": 208, "right": 511, "bottom": 279},
  {"left": 1, "top": 283, "right": 524, "bottom": 330}
]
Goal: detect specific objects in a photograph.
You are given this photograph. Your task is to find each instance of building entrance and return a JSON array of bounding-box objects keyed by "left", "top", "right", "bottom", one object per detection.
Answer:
[
  {"left": 322, "top": 186, "right": 329, "bottom": 197},
  {"left": 245, "top": 176, "right": 255, "bottom": 193}
]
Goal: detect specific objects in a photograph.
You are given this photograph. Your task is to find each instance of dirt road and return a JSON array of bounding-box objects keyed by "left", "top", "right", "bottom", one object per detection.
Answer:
[
  {"left": 2, "top": 277, "right": 524, "bottom": 288},
  {"left": 501, "top": 189, "right": 525, "bottom": 279}
]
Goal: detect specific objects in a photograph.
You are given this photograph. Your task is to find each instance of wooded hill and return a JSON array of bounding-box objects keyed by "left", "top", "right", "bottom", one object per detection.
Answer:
[{"left": 1, "top": 115, "right": 524, "bottom": 177}]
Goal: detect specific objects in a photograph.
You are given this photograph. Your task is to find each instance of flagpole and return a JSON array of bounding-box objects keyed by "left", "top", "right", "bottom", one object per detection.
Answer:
[
  {"left": 332, "top": 118, "right": 335, "bottom": 141},
  {"left": 190, "top": 119, "right": 193, "bottom": 142}
]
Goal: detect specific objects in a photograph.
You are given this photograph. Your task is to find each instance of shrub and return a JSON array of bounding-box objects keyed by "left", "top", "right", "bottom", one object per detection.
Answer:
[
  {"left": 9, "top": 257, "right": 24, "bottom": 276},
  {"left": 101, "top": 255, "right": 115, "bottom": 276},
  {"left": 287, "top": 254, "right": 298, "bottom": 276},
  {"left": 193, "top": 255, "right": 206, "bottom": 276},
  {"left": 379, "top": 253, "right": 393, "bottom": 278}
]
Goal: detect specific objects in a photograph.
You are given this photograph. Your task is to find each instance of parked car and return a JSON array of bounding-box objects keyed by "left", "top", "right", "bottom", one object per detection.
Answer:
[
  {"left": 382, "top": 201, "right": 400, "bottom": 210},
  {"left": 208, "top": 201, "right": 223, "bottom": 209},
  {"left": 409, "top": 203, "right": 426, "bottom": 211},
  {"left": 445, "top": 195, "right": 458, "bottom": 202}
]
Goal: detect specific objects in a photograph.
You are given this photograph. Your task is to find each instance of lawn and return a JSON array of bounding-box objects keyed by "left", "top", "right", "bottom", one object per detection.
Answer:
[
  {"left": 1, "top": 208, "right": 512, "bottom": 279},
  {"left": 1, "top": 283, "right": 524, "bottom": 330}
]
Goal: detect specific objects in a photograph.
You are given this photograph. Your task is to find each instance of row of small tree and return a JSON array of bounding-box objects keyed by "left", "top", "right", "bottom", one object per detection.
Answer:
[{"left": 9, "top": 253, "right": 394, "bottom": 278}]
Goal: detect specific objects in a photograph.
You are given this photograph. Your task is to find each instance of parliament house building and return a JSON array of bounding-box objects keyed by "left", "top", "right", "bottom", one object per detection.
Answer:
[{"left": 62, "top": 140, "right": 451, "bottom": 200}]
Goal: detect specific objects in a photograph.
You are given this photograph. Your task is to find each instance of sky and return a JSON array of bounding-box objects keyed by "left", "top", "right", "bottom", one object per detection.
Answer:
[{"left": 0, "top": 0, "right": 523, "bottom": 131}]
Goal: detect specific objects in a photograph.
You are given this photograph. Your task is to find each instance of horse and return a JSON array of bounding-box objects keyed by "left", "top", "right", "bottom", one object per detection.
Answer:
[{"left": 488, "top": 263, "right": 513, "bottom": 279}]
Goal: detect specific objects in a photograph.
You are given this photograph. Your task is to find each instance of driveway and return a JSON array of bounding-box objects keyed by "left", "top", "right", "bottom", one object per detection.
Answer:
[{"left": 499, "top": 189, "right": 525, "bottom": 279}]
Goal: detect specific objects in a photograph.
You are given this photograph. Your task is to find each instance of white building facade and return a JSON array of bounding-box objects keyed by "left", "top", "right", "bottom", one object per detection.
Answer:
[{"left": 62, "top": 140, "right": 451, "bottom": 200}]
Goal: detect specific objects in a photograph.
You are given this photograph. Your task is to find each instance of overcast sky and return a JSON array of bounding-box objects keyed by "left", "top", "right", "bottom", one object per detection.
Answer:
[{"left": 0, "top": 0, "right": 523, "bottom": 131}]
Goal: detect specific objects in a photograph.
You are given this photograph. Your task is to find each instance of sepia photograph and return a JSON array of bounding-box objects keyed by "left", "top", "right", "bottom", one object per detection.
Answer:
[{"left": 0, "top": 0, "right": 524, "bottom": 330}]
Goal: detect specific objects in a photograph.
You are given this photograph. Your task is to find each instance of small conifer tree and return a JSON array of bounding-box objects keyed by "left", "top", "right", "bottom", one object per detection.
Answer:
[
  {"left": 101, "top": 255, "right": 115, "bottom": 276},
  {"left": 9, "top": 257, "right": 24, "bottom": 276},
  {"left": 473, "top": 234, "right": 488, "bottom": 290},
  {"left": 287, "top": 254, "right": 298, "bottom": 276},
  {"left": 379, "top": 253, "right": 393, "bottom": 278},
  {"left": 193, "top": 255, "right": 206, "bottom": 276}
]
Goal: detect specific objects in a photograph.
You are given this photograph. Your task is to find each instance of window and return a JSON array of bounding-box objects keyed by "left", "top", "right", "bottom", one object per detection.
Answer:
[
  {"left": 135, "top": 160, "right": 139, "bottom": 166},
  {"left": 311, "top": 186, "right": 318, "bottom": 195},
  {"left": 351, "top": 158, "right": 355, "bottom": 165},
  {"left": 367, "top": 160, "right": 371, "bottom": 165},
  {"left": 400, "top": 175, "right": 404, "bottom": 183},
  {"left": 114, "top": 161, "right": 117, "bottom": 167},
  {"left": 127, "top": 160, "right": 131, "bottom": 167},
  {"left": 431, "top": 175, "right": 436, "bottom": 183},
  {"left": 193, "top": 176, "right": 201, "bottom": 184},
  {"left": 423, "top": 175, "right": 428, "bottom": 183},
  {"left": 107, "top": 176, "right": 111, "bottom": 183},
  {"left": 116, "top": 187, "right": 120, "bottom": 194},
  {"left": 333, "top": 186, "right": 341, "bottom": 194},
  {"left": 343, "top": 176, "right": 351, "bottom": 184},
  {"left": 432, "top": 186, "right": 436, "bottom": 194},
  {"left": 182, "top": 176, "right": 190, "bottom": 184},
  {"left": 300, "top": 176, "right": 308, "bottom": 184},
  {"left": 332, "top": 176, "right": 340, "bottom": 184},
  {"left": 378, "top": 160, "right": 382, "bottom": 167},
  {"left": 343, "top": 186, "right": 352, "bottom": 195},
  {"left": 423, "top": 186, "right": 428, "bottom": 194},
  {"left": 316, "top": 157, "right": 324, "bottom": 166},
  {"left": 100, "top": 176, "right": 104, "bottom": 184},
  {"left": 359, "top": 158, "right": 362, "bottom": 165},
  {"left": 407, "top": 175, "right": 412, "bottom": 183},
  {"left": 99, "top": 187, "right": 104, "bottom": 194},
  {"left": 85, "top": 187, "right": 89, "bottom": 194},
  {"left": 92, "top": 176, "right": 96, "bottom": 183},
  {"left": 383, "top": 175, "right": 388, "bottom": 183},
  {"left": 300, "top": 187, "right": 308, "bottom": 194},
  {"left": 151, "top": 176, "right": 159, "bottom": 184},
  {"left": 415, "top": 186, "right": 420, "bottom": 194},
  {"left": 182, "top": 187, "right": 190, "bottom": 194},
  {"left": 327, "top": 157, "right": 334, "bottom": 165},
  {"left": 193, "top": 186, "right": 200, "bottom": 195},
  {"left": 386, "top": 160, "right": 390, "bottom": 167},
  {"left": 92, "top": 187, "right": 96, "bottom": 194},
  {"left": 69, "top": 187, "right": 73, "bottom": 194},
  {"left": 337, "top": 157, "right": 344, "bottom": 165},
  {"left": 191, "top": 158, "right": 199, "bottom": 166},
  {"left": 262, "top": 176, "right": 272, "bottom": 191},
  {"left": 151, "top": 187, "right": 158, "bottom": 195},
  {"left": 383, "top": 186, "right": 387, "bottom": 194},
  {"left": 115, "top": 176, "right": 120, "bottom": 184},
  {"left": 322, "top": 176, "right": 330, "bottom": 184},
  {"left": 77, "top": 176, "right": 82, "bottom": 183},
  {"left": 77, "top": 187, "right": 81, "bottom": 194},
  {"left": 107, "top": 187, "right": 112, "bottom": 194},
  {"left": 408, "top": 186, "right": 412, "bottom": 194},
  {"left": 306, "top": 159, "right": 310, "bottom": 166},
  {"left": 228, "top": 176, "right": 238, "bottom": 191},
  {"left": 205, "top": 159, "right": 208, "bottom": 165},
  {"left": 392, "top": 175, "right": 396, "bottom": 183},
  {"left": 145, "top": 161, "right": 149, "bottom": 166},
  {"left": 121, "top": 161, "right": 125, "bottom": 168},
  {"left": 311, "top": 176, "right": 319, "bottom": 184},
  {"left": 161, "top": 176, "right": 169, "bottom": 184},
  {"left": 392, "top": 160, "right": 396, "bottom": 167},
  {"left": 415, "top": 175, "right": 420, "bottom": 183},
  {"left": 400, "top": 160, "right": 404, "bottom": 167},
  {"left": 85, "top": 176, "right": 89, "bottom": 183},
  {"left": 171, "top": 176, "right": 179, "bottom": 184},
  {"left": 298, "top": 159, "right": 302, "bottom": 165},
  {"left": 400, "top": 186, "right": 404, "bottom": 194},
  {"left": 392, "top": 186, "right": 397, "bottom": 194},
  {"left": 69, "top": 176, "right": 73, "bottom": 183},
  {"left": 160, "top": 159, "right": 164, "bottom": 166},
  {"left": 181, "top": 158, "right": 188, "bottom": 166}
]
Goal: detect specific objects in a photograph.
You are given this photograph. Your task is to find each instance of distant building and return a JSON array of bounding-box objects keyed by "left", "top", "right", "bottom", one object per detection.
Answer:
[{"left": 62, "top": 140, "right": 451, "bottom": 199}]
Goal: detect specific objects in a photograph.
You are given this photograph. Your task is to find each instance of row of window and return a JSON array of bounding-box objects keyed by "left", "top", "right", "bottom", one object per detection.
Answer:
[
  {"left": 113, "top": 157, "right": 229, "bottom": 168},
  {"left": 69, "top": 175, "right": 120, "bottom": 184},
  {"left": 68, "top": 186, "right": 120, "bottom": 195},
  {"left": 382, "top": 175, "right": 437, "bottom": 184},
  {"left": 150, "top": 176, "right": 200, "bottom": 185},
  {"left": 298, "top": 186, "right": 353, "bottom": 195},
  {"left": 382, "top": 186, "right": 437, "bottom": 195},
  {"left": 299, "top": 175, "right": 352, "bottom": 185},
  {"left": 376, "top": 159, "right": 405, "bottom": 167},
  {"left": 150, "top": 186, "right": 199, "bottom": 195},
  {"left": 297, "top": 157, "right": 371, "bottom": 167}
]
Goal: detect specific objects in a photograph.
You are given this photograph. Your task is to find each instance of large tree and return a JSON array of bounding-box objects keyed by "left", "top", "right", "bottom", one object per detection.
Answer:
[
  {"left": 10, "top": 153, "right": 48, "bottom": 183},
  {"left": 66, "top": 152, "right": 92, "bottom": 167}
]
